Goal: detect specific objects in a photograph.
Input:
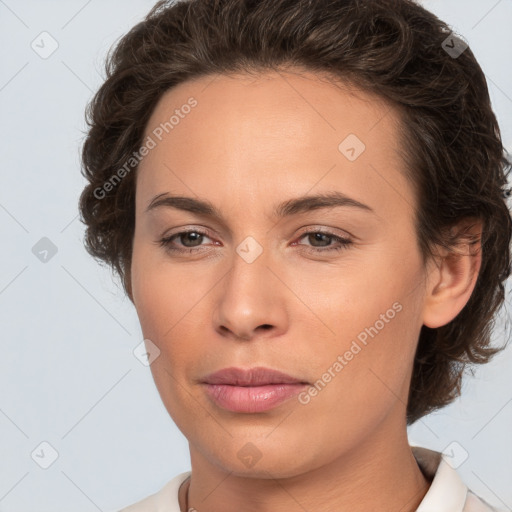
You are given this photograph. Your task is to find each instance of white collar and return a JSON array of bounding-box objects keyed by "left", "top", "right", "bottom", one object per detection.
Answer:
[{"left": 411, "top": 444, "right": 468, "bottom": 511}]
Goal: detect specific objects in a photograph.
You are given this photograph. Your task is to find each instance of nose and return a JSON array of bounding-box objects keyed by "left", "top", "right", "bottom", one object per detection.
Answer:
[{"left": 211, "top": 245, "right": 289, "bottom": 342}]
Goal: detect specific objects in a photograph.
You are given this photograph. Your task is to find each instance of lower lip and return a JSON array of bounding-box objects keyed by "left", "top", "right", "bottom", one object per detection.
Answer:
[{"left": 203, "top": 383, "right": 307, "bottom": 413}]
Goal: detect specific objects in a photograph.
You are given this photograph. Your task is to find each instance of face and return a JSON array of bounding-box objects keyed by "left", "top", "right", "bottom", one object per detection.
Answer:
[{"left": 130, "top": 69, "right": 431, "bottom": 478}]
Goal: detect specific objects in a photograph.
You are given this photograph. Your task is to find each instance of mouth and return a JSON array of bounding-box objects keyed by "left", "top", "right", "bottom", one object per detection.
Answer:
[
  {"left": 202, "top": 366, "right": 309, "bottom": 386},
  {"left": 201, "top": 366, "right": 309, "bottom": 413}
]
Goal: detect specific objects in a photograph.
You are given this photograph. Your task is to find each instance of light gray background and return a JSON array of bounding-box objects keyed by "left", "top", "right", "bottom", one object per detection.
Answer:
[{"left": 0, "top": 1, "right": 511, "bottom": 511}]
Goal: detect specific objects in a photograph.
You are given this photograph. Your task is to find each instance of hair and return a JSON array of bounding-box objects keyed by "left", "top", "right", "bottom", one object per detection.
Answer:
[{"left": 78, "top": 0, "right": 512, "bottom": 424}]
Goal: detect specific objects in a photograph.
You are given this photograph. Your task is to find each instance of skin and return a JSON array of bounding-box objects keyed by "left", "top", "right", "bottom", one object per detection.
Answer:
[{"left": 128, "top": 68, "right": 482, "bottom": 512}]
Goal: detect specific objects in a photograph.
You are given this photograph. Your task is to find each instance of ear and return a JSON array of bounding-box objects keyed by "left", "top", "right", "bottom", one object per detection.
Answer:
[{"left": 422, "top": 218, "right": 483, "bottom": 328}]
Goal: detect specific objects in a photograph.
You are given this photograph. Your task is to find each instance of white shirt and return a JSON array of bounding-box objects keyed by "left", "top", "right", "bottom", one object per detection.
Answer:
[{"left": 116, "top": 446, "right": 499, "bottom": 511}]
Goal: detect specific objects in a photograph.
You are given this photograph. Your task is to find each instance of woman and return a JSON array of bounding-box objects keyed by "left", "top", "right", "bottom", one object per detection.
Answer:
[{"left": 79, "top": 0, "right": 511, "bottom": 510}]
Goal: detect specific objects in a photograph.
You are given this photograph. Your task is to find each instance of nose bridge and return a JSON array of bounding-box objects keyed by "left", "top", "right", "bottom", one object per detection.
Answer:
[
  {"left": 224, "top": 234, "right": 273, "bottom": 305},
  {"left": 212, "top": 234, "right": 286, "bottom": 340}
]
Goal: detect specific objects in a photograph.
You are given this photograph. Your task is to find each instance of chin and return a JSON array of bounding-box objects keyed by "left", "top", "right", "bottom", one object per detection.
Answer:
[{"left": 198, "top": 436, "right": 324, "bottom": 479}]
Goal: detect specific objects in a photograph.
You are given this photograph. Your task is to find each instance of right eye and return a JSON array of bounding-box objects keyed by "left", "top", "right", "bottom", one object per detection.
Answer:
[{"left": 158, "top": 229, "right": 216, "bottom": 253}]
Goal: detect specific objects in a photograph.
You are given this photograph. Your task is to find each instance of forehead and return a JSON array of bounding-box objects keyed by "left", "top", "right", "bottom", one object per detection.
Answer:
[
  {"left": 141, "top": 68, "right": 400, "bottom": 151},
  {"left": 136, "top": 68, "right": 413, "bottom": 221}
]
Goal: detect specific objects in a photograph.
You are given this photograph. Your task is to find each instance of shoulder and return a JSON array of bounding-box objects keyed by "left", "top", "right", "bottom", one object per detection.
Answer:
[
  {"left": 115, "top": 471, "right": 191, "bottom": 512},
  {"left": 464, "top": 491, "right": 501, "bottom": 512}
]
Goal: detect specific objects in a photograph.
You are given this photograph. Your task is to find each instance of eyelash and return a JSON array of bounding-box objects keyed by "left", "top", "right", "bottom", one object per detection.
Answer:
[{"left": 157, "top": 228, "right": 353, "bottom": 255}]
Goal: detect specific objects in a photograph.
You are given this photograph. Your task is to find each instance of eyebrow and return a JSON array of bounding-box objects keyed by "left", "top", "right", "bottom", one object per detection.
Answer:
[{"left": 145, "top": 191, "right": 375, "bottom": 220}]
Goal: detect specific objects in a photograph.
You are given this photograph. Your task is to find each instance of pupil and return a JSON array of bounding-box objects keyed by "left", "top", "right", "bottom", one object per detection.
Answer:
[
  {"left": 185, "top": 232, "right": 202, "bottom": 246},
  {"left": 312, "top": 233, "right": 329, "bottom": 246}
]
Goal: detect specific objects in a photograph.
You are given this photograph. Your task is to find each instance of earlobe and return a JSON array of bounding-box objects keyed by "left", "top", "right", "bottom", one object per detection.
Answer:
[{"left": 422, "top": 219, "right": 483, "bottom": 329}]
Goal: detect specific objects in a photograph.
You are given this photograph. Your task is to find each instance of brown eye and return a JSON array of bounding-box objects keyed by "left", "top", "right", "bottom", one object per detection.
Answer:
[
  {"left": 158, "top": 229, "right": 214, "bottom": 253},
  {"left": 175, "top": 231, "right": 205, "bottom": 247}
]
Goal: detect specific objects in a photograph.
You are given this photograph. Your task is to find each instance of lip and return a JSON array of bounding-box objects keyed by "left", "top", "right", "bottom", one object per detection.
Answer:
[
  {"left": 201, "top": 366, "right": 309, "bottom": 413},
  {"left": 202, "top": 366, "right": 307, "bottom": 386}
]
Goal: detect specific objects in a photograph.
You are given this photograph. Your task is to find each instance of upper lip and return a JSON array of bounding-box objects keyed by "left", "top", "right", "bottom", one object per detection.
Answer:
[{"left": 202, "top": 366, "right": 308, "bottom": 386}]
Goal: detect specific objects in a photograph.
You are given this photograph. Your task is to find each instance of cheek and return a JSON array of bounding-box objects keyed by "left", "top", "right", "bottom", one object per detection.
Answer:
[
  {"left": 294, "top": 305, "right": 420, "bottom": 453},
  {"left": 296, "top": 252, "right": 424, "bottom": 413},
  {"left": 131, "top": 247, "right": 202, "bottom": 429},
  {"left": 131, "top": 242, "right": 209, "bottom": 340},
  {"left": 130, "top": 244, "right": 215, "bottom": 405}
]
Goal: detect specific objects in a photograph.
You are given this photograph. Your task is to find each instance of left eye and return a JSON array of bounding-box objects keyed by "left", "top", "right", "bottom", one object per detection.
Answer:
[
  {"left": 157, "top": 229, "right": 353, "bottom": 254},
  {"left": 294, "top": 231, "right": 353, "bottom": 253}
]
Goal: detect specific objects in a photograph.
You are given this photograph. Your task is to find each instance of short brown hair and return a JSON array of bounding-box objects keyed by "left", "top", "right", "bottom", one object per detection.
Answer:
[{"left": 78, "top": 0, "right": 512, "bottom": 424}]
